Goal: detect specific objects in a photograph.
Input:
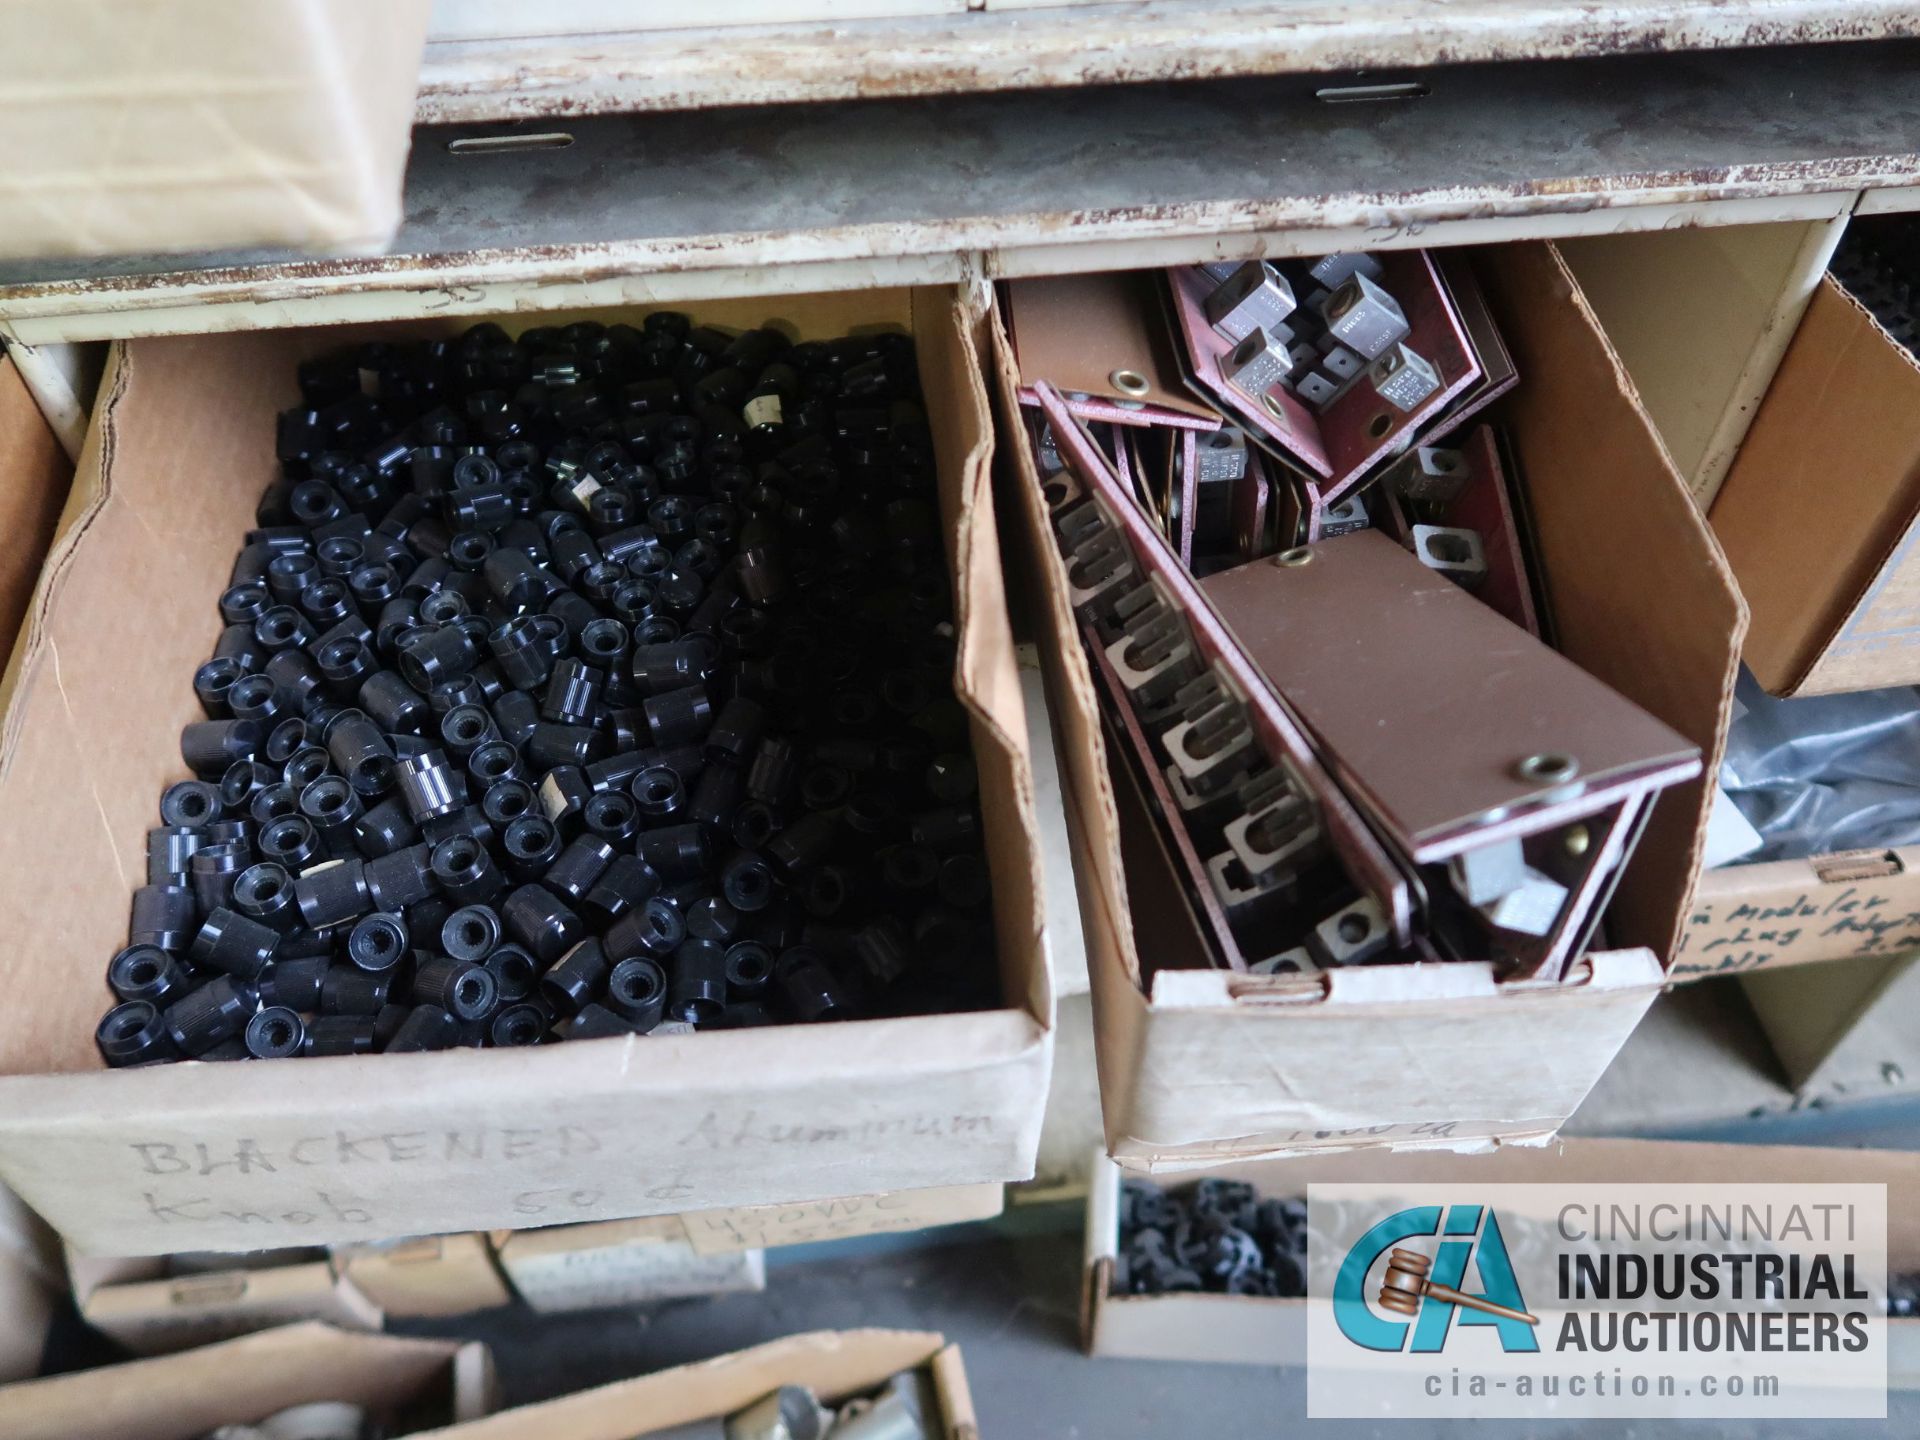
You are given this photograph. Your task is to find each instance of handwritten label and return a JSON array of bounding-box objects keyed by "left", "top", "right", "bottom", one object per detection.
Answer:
[
  {"left": 682, "top": 1183, "right": 1004, "bottom": 1254},
  {"left": 1675, "top": 883, "right": 1920, "bottom": 977}
]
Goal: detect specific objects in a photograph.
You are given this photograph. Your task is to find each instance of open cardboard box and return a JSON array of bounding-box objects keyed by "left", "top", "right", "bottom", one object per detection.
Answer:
[
  {"left": 68, "top": 1245, "right": 383, "bottom": 1355},
  {"left": 0, "top": 1321, "right": 493, "bottom": 1440},
  {"left": 409, "top": 1328, "right": 974, "bottom": 1440},
  {"left": 331, "top": 1231, "right": 513, "bottom": 1318},
  {"left": 1679, "top": 844, "right": 1920, "bottom": 981},
  {"left": 1082, "top": 1138, "right": 1920, "bottom": 1383},
  {"left": 994, "top": 242, "right": 1744, "bottom": 1168},
  {"left": 0, "top": 356, "right": 71, "bottom": 683},
  {"left": 0, "top": 285, "right": 1051, "bottom": 1254}
]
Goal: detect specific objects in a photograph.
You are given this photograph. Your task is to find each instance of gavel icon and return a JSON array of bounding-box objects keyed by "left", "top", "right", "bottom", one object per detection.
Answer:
[{"left": 1378, "top": 1248, "right": 1538, "bottom": 1325}]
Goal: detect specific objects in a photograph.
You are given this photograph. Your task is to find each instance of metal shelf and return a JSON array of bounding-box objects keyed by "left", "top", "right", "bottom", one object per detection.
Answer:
[
  {"left": 414, "top": 1, "right": 1920, "bottom": 121},
  {"left": 4, "top": 43, "right": 1918, "bottom": 343}
]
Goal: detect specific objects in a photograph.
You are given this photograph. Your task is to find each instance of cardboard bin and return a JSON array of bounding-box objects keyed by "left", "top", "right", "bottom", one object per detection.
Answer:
[
  {"left": 1081, "top": 1138, "right": 1920, "bottom": 1384},
  {"left": 1711, "top": 266, "right": 1920, "bottom": 697},
  {"left": 995, "top": 242, "right": 1743, "bottom": 1168},
  {"left": 0, "top": 1321, "right": 492, "bottom": 1440},
  {"left": 1679, "top": 843, "right": 1920, "bottom": 982},
  {"left": 0, "top": 0, "right": 429, "bottom": 260},
  {"left": 331, "top": 1232, "right": 513, "bottom": 1318},
  {"left": 409, "top": 1328, "right": 974, "bottom": 1440},
  {"left": 0, "top": 284, "right": 1050, "bottom": 1254},
  {"left": 0, "top": 355, "right": 72, "bottom": 683}
]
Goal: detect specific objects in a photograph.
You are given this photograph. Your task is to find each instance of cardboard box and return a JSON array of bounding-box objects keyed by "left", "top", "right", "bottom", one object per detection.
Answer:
[
  {"left": 1081, "top": 1139, "right": 1920, "bottom": 1381},
  {"left": 0, "top": 284, "right": 1050, "bottom": 1254},
  {"left": 493, "top": 1216, "right": 766, "bottom": 1313},
  {"left": 1740, "top": 949, "right": 1920, "bottom": 1094},
  {"left": 1679, "top": 845, "right": 1920, "bottom": 980},
  {"left": 332, "top": 1232, "right": 513, "bottom": 1317},
  {"left": 409, "top": 1328, "right": 973, "bottom": 1440},
  {"left": 1711, "top": 272, "right": 1920, "bottom": 696},
  {"left": 0, "top": 1321, "right": 492, "bottom": 1440},
  {"left": 0, "top": 1, "right": 429, "bottom": 260},
  {"left": 0, "top": 356, "right": 71, "bottom": 682},
  {"left": 68, "top": 1247, "right": 383, "bottom": 1355},
  {"left": 994, "top": 242, "right": 1743, "bottom": 1169},
  {"left": 0, "top": 1183, "right": 60, "bottom": 1382}
]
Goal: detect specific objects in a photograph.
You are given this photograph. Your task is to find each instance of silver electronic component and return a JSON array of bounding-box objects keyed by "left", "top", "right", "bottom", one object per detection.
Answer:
[
  {"left": 1196, "top": 427, "right": 1249, "bottom": 484},
  {"left": 1205, "top": 261, "right": 1299, "bottom": 344},
  {"left": 1165, "top": 696, "right": 1257, "bottom": 798},
  {"left": 1475, "top": 866, "right": 1570, "bottom": 937},
  {"left": 1222, "top": 327, "right": 1292, "bottom": 399},
  {"left": 1297, "top": 370, "right": 1343, "bottom": 410},
  {"left": 1309, "top": 896, "right": 1392, "bottom": 966},
  {"left": 1308, "top": 252, "right": 1385, "bottom": 290},
  {"left": 1249, "top": 947, "right": 1318, "bottom": 977},
  {"left": 1201, "top": 260, "right": 1244, "bottom": 282},
  {"left": 727, "top": 1385, "right": 831, "bottom": 1440},
  {"left": 1320, "top": 495, "right": 1370, "bottom": 537},
  {"left": 1392, "top": 446, "right": 1470, "bottom": 505},
  {"left": 1319, "top": 343, "right": 1365, "bottom": 382},
  {"left": 1323, "top": 274, "right": 1410, "bottom": 361},
  {"left": 1106, "top": 583, "right": 1200, "bottom": 707},
  {"left": 1412, "top": 524, "right": 1488, "bottom": 587},
  {"left": 1370, "top": 343, "right": 1441, "bottom": 412},
  {"left": 1447, "top": 838, "right": 1527, "bottom": 906}
]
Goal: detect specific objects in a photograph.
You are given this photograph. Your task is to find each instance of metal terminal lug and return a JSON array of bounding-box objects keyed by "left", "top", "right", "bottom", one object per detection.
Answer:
[
  {"left": 1370, "top": 343, "right": 1441, "bottom": 412},
  {"left": 1221, "top": 327, "right": 1293, "bottom": 399},
  {"left": 1064, "top": 524, "right": 1137, "bottom": 625},
  {"left": 1310, "top": 896, "right": 1392, "bottom": 966},
  {"left": 1035, "top": 421, "right": 1064, "bottom": 475},
  {"left": 1412, "top": 524, "right": 1488, "bottom": 587},
  {"left": 1224, "top": 769, "right": 1324, "bottom": 883},
  {"left": 1323, "top": 274, "right": 1409, "bottom": 360},
  {"left": 1319, "top": 343, "right": 1366, "bottom": 382},
  {"left": 1196, "top": 428, "right": 1249, "bottom": 484},
  {"left": 1249, "top": 946, "right": 1318, "bottom": 977},
  {"left": 1205, "top": 261, "right": 1299, "bottom": 344},
  {"left": 1475, "top": 865, "right": 1570, "bottom": 937},
  {"left": 1164, "top": 697, "right": 1257, "bottom": 798},
  {"left": 1308, "top": 252, "right": 1384, "bottom": 289},
  {"left": 1392, "top": 446, "right": 1470, "bottom": 505},
  {"left": 1447, "top": 837, "right": 1527, "bottom": 906},
  {"left": 1105, "top": 586, "right": 1200, "bottom": 707},
  {"left": 1319, "top": 495, "right": 1370, "bottom": 537},
  {"left": 1296, "top": 370, "right": 1345, "bottom": 411}
]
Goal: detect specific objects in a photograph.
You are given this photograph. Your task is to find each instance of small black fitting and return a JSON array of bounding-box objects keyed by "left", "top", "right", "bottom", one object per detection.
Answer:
[
  {"left": 364, "top": 842, "right": 437, "bottom": 912},
  {"left": 97, "top": 1000, "right": 178, "bottom": 1067},
  {"left": 360, "top": 668, "right": 431, "bottom": 735},
  {"left": 526, "top": 722, "right": 607, "bottom": 772},
  {"left": 687, "top": 896, "right": 741, "bottom": 943},
  {"left": 147, "top": 825, "right": 207, "bottom": 886},
  {"left": 582, "top": 790, "right": 640, "bottom": 844},
  {"left": 181, "top": 718, "right": 263, "bottom": 777},
  {"left": 604, "top": 896, "right": 684, "bottom": 961},
  {"left": 105, "top": 943, "right": 192, "bottom": 1009},
  {"left": 321, "top": 964, "right": 392, "bottom": 1016},
  {"left": 352, "top": 794, "right": 419, "bottom": 857},
  {"left": 442, "top": 904, "right": 502, "bottom": 963},
  {"left": 413, "top": 956, "right": 499, "bottom": 1021},
  {"left": 258, "top": 814, "right": 325, "bottom": 872},
  {"left": 724, "top": 940, "right": 774, "bottom": 996},
  {"left": 325, "top": 709, "right": 397, "bottom": 796},
  {"left": 385, "top": 1004, "right": 460, "bottom": 1053},
  {"left": 246, "top": 1007, "right": 307, "bottom": 1059},
  {"left": 501, "top": 814, "right": 563, "bottom": 881},
  {"left": 481, "top": 778, "right": 538, "bottom": 829},
  {"left": 582, "top": 852, "right": 659, "bottom": 926},
  {"left": 632, "top": 765, "right": 685, "bottom": 820},
  {"left": 299, "top": 775, "right": 364, "bottom": 853},
  {"left": 668, "top": 938, "right": 728, "bottom": 1024},
  {"left": 605, "top": 957, "right": 667, "bottom": 1028},
  {"left": 485, "top": 943, "right": 539, "bottom": 1002},
  {"left": 397, "top": 623, "right": 479, "bottom": 691},
  {"left": 501, "top": 883, "right": 585, "bottom": 963},
  {"left": 396, "top": 749, "right": 466, "bottom": 823},
  {"left": 644, "top": 684, "right": 713, "bottom": 747},
  {"left": 189, "top": 907, "right": 281, "bottom": 980},
  {"left": 304, "top": 1015, "right": 378, "bottom": 1056},
  {"left": 258, "top": 954, "right": 329, "bottom": 1011},
  {"left": 347, "top": 912, "right": 410, "bottom": 972},
  {"left": 430, "top": 834, "right": 502, "bottom": 904},
  {"left": 440, "top": 704, "right": 497, "bottom": 759},
  {"left": 565, "top": 1003, "right": 638, "bottom": 1041},
  {"left": 231, "top": 862, "right": 301, "bottom": 933},
  {"left": 639, "top": 822, "right": 710, "bottom": 880},
  {"left": 489, "top": 1002, "right": 548, "bottom": 1047},
  {"left": 541, "top": 938, "right": 610, "bottom": 1016},
  {"left": 767, "top": 812, "right": 837, "bottom": 876},
  {"left": 128, "top": 883, "right": 198, "bottom": 952},
  {"left": 545, "top": 835, "right": 616, "bottom": 902},
  {"left": 542, "top": 658, "right": 604, "bottom": 726},
  {"left": 776, "top": 946, "right": 850, "bottom": 1022},
  {"left": 295, "top": 858, "right": 373, "bottom": 930},
  {"left": 160, "top": 780, "right": 224, "bottom": 829},
  {"left": 163, "top": 975, "right": 259, "bottom": 1055},
  {"left": 705, "top": 696, "right": 765, "bottom": 765}
]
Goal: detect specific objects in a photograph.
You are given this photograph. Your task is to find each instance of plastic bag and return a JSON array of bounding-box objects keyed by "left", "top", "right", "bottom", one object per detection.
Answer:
[{"left": 1720, "top": 669, "right": 1920, "bottom": 862}]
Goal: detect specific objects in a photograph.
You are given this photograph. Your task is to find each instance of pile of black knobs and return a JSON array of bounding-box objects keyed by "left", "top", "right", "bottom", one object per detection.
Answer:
[
  {"left": 1115, "top": 1177, "right": 1308, "bottom": 1297},
  {"left": 95, "top": 313, "right": 998, "bottom": 1066}
]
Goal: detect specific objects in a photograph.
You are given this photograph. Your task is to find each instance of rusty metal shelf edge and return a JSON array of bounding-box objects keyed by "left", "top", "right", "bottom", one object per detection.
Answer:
[{"left": 416, "top": 1, "right": 1920, "bottom": 120}]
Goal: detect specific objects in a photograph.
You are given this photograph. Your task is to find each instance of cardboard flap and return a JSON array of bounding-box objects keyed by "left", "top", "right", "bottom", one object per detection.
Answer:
[
  {"left": 1472, "top": 243, "right": 1745, "bottom": 964},
  {"left": 1712, "top": 276, "right": 1920, "bottom": 696},
  {"left": 0, "top": 1322, "right": 462, "bottom": 1440},
  {"left": 413, "top": 1330, "right": 947, "bottom": 1439}
]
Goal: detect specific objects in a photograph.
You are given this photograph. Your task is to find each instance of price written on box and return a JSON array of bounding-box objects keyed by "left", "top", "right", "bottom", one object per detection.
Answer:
[{"left": 679, "top": 1182, "right": 1006, "bottom": 1255}]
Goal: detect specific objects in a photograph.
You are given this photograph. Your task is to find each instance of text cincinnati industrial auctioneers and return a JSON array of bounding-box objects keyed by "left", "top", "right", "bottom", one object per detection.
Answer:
[{"left": 1548, "top": 1199, "right": 1875, "bottom": 1354}]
